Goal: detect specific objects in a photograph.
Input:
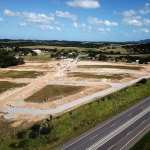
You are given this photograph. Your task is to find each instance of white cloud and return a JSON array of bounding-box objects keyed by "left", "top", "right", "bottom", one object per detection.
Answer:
[
  {"left": 139, "top": 9, "right": 150, "bottom": 15},
  {"left": 54, "top": 21, "right": 64, "bottom": 26},
  {"left": 80, "top": 23, "right": 86, "bottom": 28},
  {"left": 53, "top": 0, "right": 60, "bottom": 4},
  {"left": 56, "top": 27, "right": 61, "bottom": 31},
  {"left": 0, "top": 17, "right": 4, "bottom": 21},
  {"left": 39, "top": 25, "right": 60, "bottom": 31},
  {"left": 122, "top": 17, "right": 142, "bottom": 26},
  {"left": 66, "top": 0, "right": 100, "bottom": 9},
  {"left": 72, "top": 22, "right": 78, "bottom": 28},
  {"left": 122, "top": 10, "right": 136, "bottom": 17},
  {"left": 139, "top": 3, "right": 150, "bottom": 14},
  {"left": 19, "top": 22, "right": 26, "bottom": 27},
  {"left": 88, "top": 17, "right": 118, "bottom": 26},
  {"left": 88, "top": 17, "right": 103, "bottom": 25},
  {"left": 145, "top": 3, "right": 149, "bottom": 9},
  {"left": 133, "top": 28, "right": 149, "bottom": 33},
  {"left": 98, "top": 28, "right": 110, "bottom": 34},
  {"left": 143, "top": 19, "right": 150, "bottom": 26},
  {"left": 55, "top": 11, "right": 77, "bottom": 21},
  {"left": 3, "top": 9, "right": 54, "bottom": 24},
  {"left": 113, "top": 11, "right": 120, "bottom": 15},
  {"left": 88, "top": 25, "right": 91, "bottom": 30},
  {"left": 104, "top": 20, "right": 118, "bottom": 26}
]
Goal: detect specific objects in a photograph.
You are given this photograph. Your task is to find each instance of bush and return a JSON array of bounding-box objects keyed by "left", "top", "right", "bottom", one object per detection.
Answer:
[{"left": 137, "top": 78, "right": 147, "bottom": 84}]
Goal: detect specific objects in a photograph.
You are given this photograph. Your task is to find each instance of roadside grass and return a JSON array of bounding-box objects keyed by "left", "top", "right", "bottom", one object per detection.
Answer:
[
  {"left": 130, "top": 130, "right": 150, "bottom": 150},
  {"left": 78, "top": 65, "right": 143, "bottom": 70},
  {"left": 68, "top": 72, "right": 130, "bottom": 80},
  {"left": 23, "top": 54, "right": 51, "bottom": 62},
  {"left": 24, "top": 85, "right": 85, "bottom": 103},
  {"left": 0, "top": 78, "right": 150, "bottom": 150},
  {"left": 0, "top": 81, "right": 27, "bottom": 94},
  {"left": 0, "top": 70, "right": 44, "bottom": 78}
]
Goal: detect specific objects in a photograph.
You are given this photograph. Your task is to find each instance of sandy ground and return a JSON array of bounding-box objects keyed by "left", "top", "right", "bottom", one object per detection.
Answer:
[{"left": 0, "top": 60, "right": 150, "bottom": 126}]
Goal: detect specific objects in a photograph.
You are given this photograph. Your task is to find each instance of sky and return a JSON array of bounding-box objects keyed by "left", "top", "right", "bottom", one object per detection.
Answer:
[{"left": 0, "top": 0, "right": 150, "bottom": 42}]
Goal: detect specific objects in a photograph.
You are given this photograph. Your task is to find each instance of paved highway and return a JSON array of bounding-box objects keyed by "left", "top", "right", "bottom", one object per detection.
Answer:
[{"left": 57, "top": 97, "right": 150, "bottom": 150}]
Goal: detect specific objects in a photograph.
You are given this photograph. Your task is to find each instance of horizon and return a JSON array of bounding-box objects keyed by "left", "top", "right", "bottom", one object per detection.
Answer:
[{"left": 0, "top": 0, "right": 150, "bottom": 42}]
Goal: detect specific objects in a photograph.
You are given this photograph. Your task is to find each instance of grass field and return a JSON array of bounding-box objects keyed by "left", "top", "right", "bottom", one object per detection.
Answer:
[
  {"left": 130, "top": 130, "right": 150, "bottom": 150},
  {"left": 68, "top": 72, "right": 130, "bottom": 80},
  {"left": 78, "top": 65, "right": 143, "bottom": 70},
  {"left": 23, "top": 54, "right": 51, "bottom": 62},
  {"left": 0, "top": 70, "right": 44, "bottom": 78},
  {"left": 25, "top": 85, "right": 85, "bottom": 103},
  {"left": 99, "top": 45, "right": 128, "bottom": 54},
  {"left": 1, "top": 78, "right": 150, "bottom": 150},
  {"left": 0, "top": 81, "right": 27, "bottom": 94}
]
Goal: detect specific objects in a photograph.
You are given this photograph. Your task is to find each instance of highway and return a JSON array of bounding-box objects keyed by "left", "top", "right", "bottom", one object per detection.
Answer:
[{"left": 57, "top": 97, "right": 150, "bottom": 150}]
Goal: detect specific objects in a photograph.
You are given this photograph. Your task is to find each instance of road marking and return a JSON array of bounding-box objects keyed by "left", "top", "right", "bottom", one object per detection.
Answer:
[
  {"left": 126, "top": 131, "right": 132, "bottom": 135},
  {"left": 60, "top": 98, "right": 150, "bottom": 150},
  {"left": 111, "top": 123, "right": 116, "bottom": 127},
  {"left": 141, "top": 106, "right": 144, "bottom": 108},
  {"left": 141, "top": 120, "right": 145, "bottom": 124},
  {"left": 91, "top": 135, "right": 97, "bottom": 140},
  {"left": 107, "top": 145, "right": 114, "bottom": 150},
  {"left": 127, "top": 113, "right": 132, "bottom": 116},
  {"left": 120, "top": 123, "right": 150, "bottom": 150}
]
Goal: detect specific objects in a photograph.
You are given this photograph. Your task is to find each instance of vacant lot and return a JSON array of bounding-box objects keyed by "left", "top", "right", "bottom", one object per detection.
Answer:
[
  {"left": 78, "top": 65, "right": 143, "bottom": 70},
  {"left": 25, "top": 85, "right": 85, "bottom": 103},
  {"left": 0, "top": 81, "right": 27, "bottom": 94},
  {"left": 68, "top": 72, "right": 130, "bottom": 80},
  {"left": 0, "top": 70, "right": 44, "bottom": 78}
]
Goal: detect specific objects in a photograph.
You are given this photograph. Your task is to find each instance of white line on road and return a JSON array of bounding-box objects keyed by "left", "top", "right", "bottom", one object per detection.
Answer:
[
  {"left": 128, "top": 113, "right": 132, "bottom": 116},
  {"left": 120, "top": 124, "right": 150, "bottom": 150},
  {"left": 91, "top": 135, "right": 97, "bottom": 140},
  {"left": 107, "top": 145, "right": 114, "bottom": 150},
  {"left": 111, "top": 123, "right": 116, "bottom": 127}
]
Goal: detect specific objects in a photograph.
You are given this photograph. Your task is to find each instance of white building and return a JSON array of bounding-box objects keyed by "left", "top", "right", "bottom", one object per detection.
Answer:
[{"left": 31, "top": 49, "right": 42, "bottom": 55}]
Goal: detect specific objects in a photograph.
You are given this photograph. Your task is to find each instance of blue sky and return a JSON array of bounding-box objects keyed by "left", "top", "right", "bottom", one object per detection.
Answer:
[{"left": 0, "top": 0, "right": 150, "bottom": 42}]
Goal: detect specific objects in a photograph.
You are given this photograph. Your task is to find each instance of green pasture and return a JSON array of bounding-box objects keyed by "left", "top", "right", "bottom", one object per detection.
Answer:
[
  {"left": 23, "top": 55, "right": 51, "bottom": 62},
  {"left": 0, "top": 70, "right": 44, "bottom": 78},
  {"left": 0, "top": 81, "right": 27, "bottom": 94},
  {"left": 78, "top": 65, "right": 143, "bottom": 70},
  {"left": 68, "top": 72, "right": 130, "bottom": 80},
  {"left": 25, "top": 85, "right": 85, "bottom": 103}
]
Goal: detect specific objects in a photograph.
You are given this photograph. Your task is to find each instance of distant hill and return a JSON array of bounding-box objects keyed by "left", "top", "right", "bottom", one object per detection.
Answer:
[
  {"left": 0, "top": 39, "right": 150, "bottom": 44},
  {"left": 138, "top": 39, "right": 150, "bottom": 43}
]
